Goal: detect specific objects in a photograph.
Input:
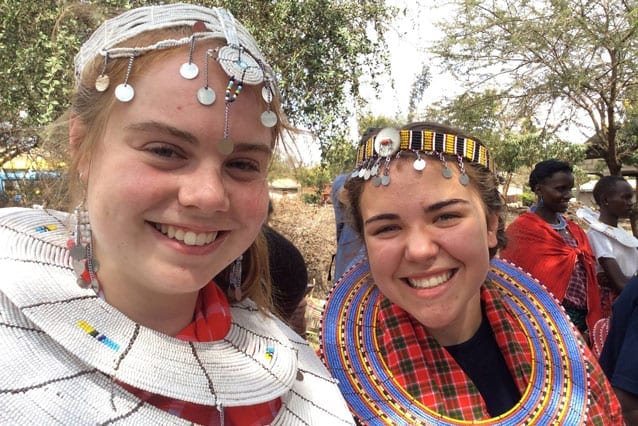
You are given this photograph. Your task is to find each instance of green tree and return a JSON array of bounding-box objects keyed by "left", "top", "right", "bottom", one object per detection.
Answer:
[
  {"left": 432, "top": 0, "right": 638, "bottom": 176},
  {"left": 0, "top": 0, "right": 395, "bottom": 165},
  {"left": 423, "top": 90, "right": 585, "bottom": 197}
]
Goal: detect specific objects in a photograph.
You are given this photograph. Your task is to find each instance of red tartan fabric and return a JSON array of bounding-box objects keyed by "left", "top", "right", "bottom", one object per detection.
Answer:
[
  {"left": 122, "top": 282, "right": 281, "bottom": 425},
  {"left": 375, "top": 281, "right": 622, "bottom": 423},
  {"left": 377, "top": 283, "right": 530, "bottom": 420},
  {"left": 500, "top": 212, "right": 602, "bottom": 332}
]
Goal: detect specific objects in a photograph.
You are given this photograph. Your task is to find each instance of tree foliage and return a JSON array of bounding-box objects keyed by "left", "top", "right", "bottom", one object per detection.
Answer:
[
  {"left": 423, "top": 89, "right": 585, "bottom": 196},
  {"left": 432, "top": 0, "right": 638, "bottom": 176},
  {"left": 0, "top": 0, "right": 395, "bottom": 160}
]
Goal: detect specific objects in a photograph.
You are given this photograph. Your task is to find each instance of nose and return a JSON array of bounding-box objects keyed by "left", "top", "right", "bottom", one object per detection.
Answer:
[
  {"left": 404, "top": 227, "right": 439, "bottom": 264},
  {"left": 178, "top": 163, "right": 230, "bottom": 212}
]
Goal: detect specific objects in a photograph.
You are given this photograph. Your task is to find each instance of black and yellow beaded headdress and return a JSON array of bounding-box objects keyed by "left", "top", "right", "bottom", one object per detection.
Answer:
[{"left": 351, "top": 122, "right": 494, "bottom": 186}]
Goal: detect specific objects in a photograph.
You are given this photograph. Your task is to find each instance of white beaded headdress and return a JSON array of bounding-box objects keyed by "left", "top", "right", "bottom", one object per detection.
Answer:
[{"left": 74, "top": 3, "right": 280, "bottom": 145}]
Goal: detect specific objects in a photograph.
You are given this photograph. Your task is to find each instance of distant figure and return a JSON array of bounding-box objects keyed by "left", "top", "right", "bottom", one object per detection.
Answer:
[
  {"left": 599, "top": 275, "right": 638, "bottom": 424},
  {"left": 500, "top": 159, "right": 602, "bottom": 342},
  {"left": 264, "top": 224, "right": 309, "bottom": 337},
  {"left": 331, "top": 173, "right": 365, "bottom": 281},
  {"left": 578, "top": 176, "right": 638, "bottom": 318}
]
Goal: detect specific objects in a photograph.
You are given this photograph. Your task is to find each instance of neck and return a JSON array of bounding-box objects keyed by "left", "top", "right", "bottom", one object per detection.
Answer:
[
  {"left": 99, "top": 273, "right": 199, "bottom": 336},
  {"left": 598, "top": 210, "right": 619, "bottom": 227},
  {"left": 533, "top": 206, "right": 561, "bottom": 225}
]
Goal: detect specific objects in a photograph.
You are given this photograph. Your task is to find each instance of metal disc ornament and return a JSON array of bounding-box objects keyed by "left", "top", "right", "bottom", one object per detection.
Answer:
[
  {"left": 459, "top": 173, "right": 470, "bottom": 186},
  {"left": 115, "top": 84, "right": 135, "bottom": 102},
  {"left": 381, "top": 175, "right": 391, "bottom": 186},
  {"left": 372, "top": 176, "right": 382, "bottom": 187},
  {"left": 374, "top": 128, "right": 401, "bottom": 157},
  {"left": 69, "top": 245, "right": 87, "bottom": 260},
  {"left": 180, "top": 62, "right": 199, "bottom": 80},
  {"left": 363, "top": 169, "right": 371, "bottom": 180},
  {"left": 261, "top": 111, "right": 277, "bottom": 127},
  {"left": 413, "top": 158, "right": 426, "bottom": 171},
  {"left": 218, "top": 138, "right": 234, "bottom": 155},
  {"left": 217, "top": 45, "right": 264, "bottom": 85},
  {"left": 442, "top": 167, "right": 453, "bottom": 179},
  {"left": 197, "top": 87, "right": 216, "bottom": 105},
  {"left": 95, "top": 75, "right": 110, "bottom": 92},
  {"left": 262, "top": 86, "right": 273, "bottom": 103}
]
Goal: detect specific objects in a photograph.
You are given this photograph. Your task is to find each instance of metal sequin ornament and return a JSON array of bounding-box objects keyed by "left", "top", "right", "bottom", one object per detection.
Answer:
[
  {"left": 95, "top": 75, "right": 110, "bottom": 92},
  {"left": 197, "top": 87, "right": 216, "bottom": 105},
  {"left": 261, "top": 111, "right": 277, "bottom": 127},
  {"left": 459, "top": 174, "right": 470, "bottom": 186},
  {"left": 442, "top": 167, "right": 453, "bottom": 179},
  {"left": 179, "top": 62, "right": 199, "bottom": 80},
  {"left": 413, "top": 157, "right": 426, "bottom": 171},
  {"left": 115, "top": 84, "right": 134, "bottom": 102},
  {"left": 218, "top": 139, "right": 234, "bottom": 155}
]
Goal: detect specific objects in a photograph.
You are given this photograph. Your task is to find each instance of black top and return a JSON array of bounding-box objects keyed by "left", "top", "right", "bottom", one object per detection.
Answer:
[
  {"left": 263, "top": 225, "right": 308, "bottom": 320},
  {"left": 445, "top": 313, "right": 521, "bottom": 416}
]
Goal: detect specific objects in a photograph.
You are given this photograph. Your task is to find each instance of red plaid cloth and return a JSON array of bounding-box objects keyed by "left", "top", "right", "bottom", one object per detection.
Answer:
[
  {"left": 121, "top": 282, "right": 281, "bottom": 425},
  {"left": 375, "top": 281, "right": 621, "bottom": 423}
]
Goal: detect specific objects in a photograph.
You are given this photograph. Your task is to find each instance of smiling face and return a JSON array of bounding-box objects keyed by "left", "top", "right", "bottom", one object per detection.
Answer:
[
  {"left": 78, "top": 44, "right": 272, "bottom": 310},
  {"left": 359, "top": 159, "right": 499, "bottom": 345},
  {"left": 536, "top": 171, "right": 574, "bottom": 214}
]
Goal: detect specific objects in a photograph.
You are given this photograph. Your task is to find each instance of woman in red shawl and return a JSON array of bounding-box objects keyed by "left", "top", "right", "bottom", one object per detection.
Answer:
[{"left": 500, "top": 159, "right": 602, "bottom": 341}]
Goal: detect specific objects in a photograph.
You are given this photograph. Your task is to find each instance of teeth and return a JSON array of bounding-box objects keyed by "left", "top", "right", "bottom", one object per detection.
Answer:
[
  {"left": 408, "top": 271, "right": 452, "bottom": 289},
  {"left": 155, "top": 223, "right": 217, "bottom": 246}
]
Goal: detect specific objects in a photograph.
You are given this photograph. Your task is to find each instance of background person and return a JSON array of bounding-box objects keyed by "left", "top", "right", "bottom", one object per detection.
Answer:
[
  {"left": 0, "top": 4, "right": 353, "bottom": 424},
  {"left": 599, "top": 275, "right": 638, "bottom": 424},
  {"left": 321, "top": 123, "right": 620, "bottom": 423},
  {"left": 500, "top": 159, "right": 602, "bottom": 342},
  {"left": 578, "top": 176, "right": 638, "bottom": 317}
]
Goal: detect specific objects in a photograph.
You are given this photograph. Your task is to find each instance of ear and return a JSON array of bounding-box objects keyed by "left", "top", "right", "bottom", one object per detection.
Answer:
[
  {"left": 69, "top": 114, "right": 89, "bottom": 183},
  {"left": 486, "top": 212, "right": 499, "bottom": 248}
]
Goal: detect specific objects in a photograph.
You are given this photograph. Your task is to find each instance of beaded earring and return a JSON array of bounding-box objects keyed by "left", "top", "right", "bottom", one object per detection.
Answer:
[
  {"left": 229, "top": 255, "right": 243, "bottom": 301},
  {"left": 68, "top": 202, "right": 99, "bottom": 292}
]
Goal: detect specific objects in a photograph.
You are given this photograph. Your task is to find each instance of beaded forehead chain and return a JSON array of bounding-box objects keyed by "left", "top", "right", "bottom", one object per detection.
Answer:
[
  {"left": 351, "top": 125, "right": 494, "bottom": 186},
  {"left": 75, "top": 3, "right": 279, "bottom": 153}
]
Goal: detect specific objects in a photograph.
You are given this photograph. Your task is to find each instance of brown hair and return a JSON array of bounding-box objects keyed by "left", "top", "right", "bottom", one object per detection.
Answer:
[
  {"left": 341, "top": 121, "right": 507, "bottom": 258},
  {"left": 45, "top": 25, "right": 294, "bottom": 312}
]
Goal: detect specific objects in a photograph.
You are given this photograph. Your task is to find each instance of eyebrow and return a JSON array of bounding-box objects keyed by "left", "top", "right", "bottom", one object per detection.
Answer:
[
  {"left": 363, "top": 198, "right": 470, "bottom": 226},
  {"left": 125, "top": 121, "right": 273, "bottom": 154}
]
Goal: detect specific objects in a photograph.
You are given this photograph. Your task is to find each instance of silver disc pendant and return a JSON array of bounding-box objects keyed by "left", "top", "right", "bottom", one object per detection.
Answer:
[
  {"left": 197, "top": 87, "right": 216, "bottom": 105},
  {"left": 218, "top": 138, "right": 234, "bottom": 155},
  {"left": 180, "top": 62, "right": 199, "bottom": 80},
  {"left": 95, "top": 74, "right": 110, "bottom": 92},
  {"left": 442, "top": 167, "right": 453, "bottom": 179},
  {"left": 413, "top": 158, "right": 426, "bottom": 171},
  {"left": 261, "top": 110, "right": 277, "bottom": 127},
  {"left": 115, "top": 84, "right": 134, "bottom": 102},
  {"left": 262, "top": 86, "right": 273, "bottom": 103},
  {"left": 381, "top": 175, "right": 391, "bottom": 186},
  {"left": 459, "top": 173, "right": 470, "bottom": 186},
  {"left": 358, "top": 168, "right": 366, "bottom": 178},
  {"left": 372, "top": 176, "right": 382, "bottom": 187},
  {"left": 69, "top": 245, "right": 87, "bottom": 260}
]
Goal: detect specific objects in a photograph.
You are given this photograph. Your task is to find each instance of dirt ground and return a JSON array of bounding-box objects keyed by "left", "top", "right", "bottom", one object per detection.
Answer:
[{"left": 268, "top": 196, "right": 338, "bottom": 299}]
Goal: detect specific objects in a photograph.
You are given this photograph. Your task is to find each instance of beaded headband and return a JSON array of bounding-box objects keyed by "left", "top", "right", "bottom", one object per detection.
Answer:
[
  {"left": 74, "top": 4, "right": 279, "bottom": 152},
  {"left": 351, "top": 126, "right": 494, "bottom": 186}
]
